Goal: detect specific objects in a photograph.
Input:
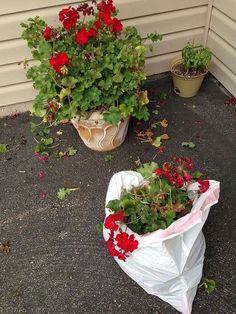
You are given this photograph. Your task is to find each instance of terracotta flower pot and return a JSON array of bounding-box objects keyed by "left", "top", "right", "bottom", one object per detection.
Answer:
[
  {"left": 170, "top": 56, "right": 208, "bottom": 98},
  {"left": 71, "top": 111, "right": 130, "bottom": 152}
]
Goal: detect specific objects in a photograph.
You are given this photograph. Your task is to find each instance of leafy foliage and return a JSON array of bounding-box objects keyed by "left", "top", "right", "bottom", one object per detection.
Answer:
[
  {"left": 106, "top": 158, "right": 207, "bottom": 235},
  {"left": 182, "top": 43, "right": 211, "bottom": 72},
  {"left": 21, "top": 1, "right": 162, "bottom": 148}
]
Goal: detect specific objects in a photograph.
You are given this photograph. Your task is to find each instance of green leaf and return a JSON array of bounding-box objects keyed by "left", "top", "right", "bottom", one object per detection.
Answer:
[
  {"left": 162, "top": 209, "right": 176, "bottom": 227},
  {"left": 182, "top": 141, "right": 196, "bottom": 149},
  {"left": 0, "top": 144, "right": 8, "bottom": 153},
  {"left": 152, "top": 136, "right": 162, "bottom": 148},
  {"left": 200, "top": 277, "right": 216, "bottom": 294},
  {"left": 137, "top": 161, "right": 158, "bottom": 179},
  {"left": 55, "top": 151, "right": 65, "bottom": 158},
  {"left": 104, "top": 154, "right": 113, "bottom": 162},
  {"left": 147, "top": 32, "right": 162, "bottom": 42},
  {"left": 106, "top": 199, "right": 121, "bottom": 212},
  {"left": 57, "top": 187, "right": 72, "bottom": 200},
  {"left": 67, "top": 146, "right": 77, "bottom": 156},
  {"left": 192, "top": 171, "right": 203, "bottom": 179},
  {"left": 103, "top": 106, "right": 121, "bottom": 125},
  {"left": 96, "top": 222, "right": 104, "bottom": 234}
]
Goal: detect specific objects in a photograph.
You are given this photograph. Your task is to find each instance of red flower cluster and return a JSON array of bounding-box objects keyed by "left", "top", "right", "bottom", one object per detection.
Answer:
[
  {"left": 198, "top": 179, "right": 210, "bottom": 193},
  {"left": 43, "top": 26, "right": 53, "bottom": 40},
  {"left": 49, "top": 53, "right": 69, "bottom": 74},
  {"left": 97, "top": 0, "right": 123, "bottom": 33},
  {"left": 104, "top": 211, "right": 139, "bottom": 261},
  {"left": 75, "top": 26, "right": 98, "bottom": 45},
  {"left": 59, "top": 6, "right": 79, "bottom": 29},
  {"left": 154, "top": 157, "right": 193, "bottom": 188}
]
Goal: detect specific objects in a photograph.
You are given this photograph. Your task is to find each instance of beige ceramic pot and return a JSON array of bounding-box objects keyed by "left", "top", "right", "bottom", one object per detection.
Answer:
[
  {"left": 71, "top": 111, "right": 130, "bottom": 152},
  {"left": 170, "top": 56, "right": 208, "bottom": 98}
]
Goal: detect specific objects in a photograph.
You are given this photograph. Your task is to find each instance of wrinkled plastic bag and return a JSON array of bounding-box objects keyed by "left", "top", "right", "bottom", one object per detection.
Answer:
[{"left": 103, "top": 171, "right": 220, "bottom": 314}]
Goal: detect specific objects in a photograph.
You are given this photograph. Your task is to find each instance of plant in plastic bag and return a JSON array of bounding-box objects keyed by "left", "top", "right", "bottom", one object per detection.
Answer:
[{"left": 103, "top": 157, "right": 220, "bottom": 314}]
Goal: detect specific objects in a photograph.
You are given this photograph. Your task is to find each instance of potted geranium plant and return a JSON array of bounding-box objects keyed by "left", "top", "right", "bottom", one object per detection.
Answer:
[
  {"left": 21, "top": 0, "right": 161, "bottom": 152},
  {"left": 103, "top": 157, "right": 220, "bottom": 313},
  {"left": 170, "top": 43, "right": 211, "bottom": 98}
]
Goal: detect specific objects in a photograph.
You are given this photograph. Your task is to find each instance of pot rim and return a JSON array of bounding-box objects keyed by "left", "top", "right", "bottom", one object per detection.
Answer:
[{"left": 170, "top": 57, "right": 208, "bottom": 79}]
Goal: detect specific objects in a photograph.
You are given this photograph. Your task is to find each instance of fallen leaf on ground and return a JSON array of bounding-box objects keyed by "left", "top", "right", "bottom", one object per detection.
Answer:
[
  {"left": 57, "top": 187, "right": 72, "bottom": 200},
  {"left": 192, "top": 171, "right": 203, "bottom": 179},
  {"left": 199, "top": 277, "right": 216, "bottom": 294},
  {"left": 41, "top": 192, "right": 47, "bottom": 199},
  {"left": 0, "top": 241, "right": 10, "bottom": 253},
  {"left": 182, "top": 141, "right": 196, "bottom": 149},
  {"left": 104, "top": 154, "right": 113, "bottom": 162},
  {"left": 161, "top": 119, "right": 168, "bottom": 128},
  {"left": 0, "top": 144, "right": 8, "bottom": 153},
  {"left": 56, "top": 130, "right": 64, "bottom": 135},
  {"left": 160, "top": 134, "right": 170, "bottom": 140},
  {"left": 152, "top": 136, "right": 162, "bottom": 147},
  {"left": 37, "top": 171, "right": 45, "bottom": 180}
]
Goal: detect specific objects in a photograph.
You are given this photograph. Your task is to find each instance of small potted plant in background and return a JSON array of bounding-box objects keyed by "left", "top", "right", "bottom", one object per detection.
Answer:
[
  {"left": 21, "top": 0, "right": 161, "bottom": 152},
  {"left": 170, "top": 42, "right": 211, "bottom": 98}
]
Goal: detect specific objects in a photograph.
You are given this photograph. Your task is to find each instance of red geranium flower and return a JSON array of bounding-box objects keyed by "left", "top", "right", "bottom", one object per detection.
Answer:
[
  {"left": 43, "top": 26, "right": 53, "bottom": 40},
  {"left": 104, "top": 215, "right": 119, "bottom": 231},
  {"left": 116, "top": 232, "right": 139, "bottom": 252},
  {"left": 98, "top": 11, "right": 113, "bottom": 25},
  {"left": 104, "top": 211, "right": 124, "bottom": 231},
  {"left": 112, "top": 210, "right": 124, "bottom": 222},
  {"left": 59, "top": 6, "right": 79, "bottom": 29},
  {"left": 97, "top": 0, "right": 116, "bottom": 13},
  {"left": 154, "top": 168, "right": 163, "bottom": 176},
  {"left": 175, "top": 176, "right": 185, "bottom": 188},
  {"left": 49, "top": 52, "right": 69, "bottom": 73},
  {"left": 75, "top": 27, "right": 90, "bottom": 45},
  {"left": 94, "top": 20, "right": 102, "bottom": 29},
  {"left": 87, "top": 28, "right": 98, "bottom": 38},
  {"left": 111, "top": 18, "right": 123, "bottom": 33},
  {"left": 198, "top": 180, "right": 210, "bottom": 193}
]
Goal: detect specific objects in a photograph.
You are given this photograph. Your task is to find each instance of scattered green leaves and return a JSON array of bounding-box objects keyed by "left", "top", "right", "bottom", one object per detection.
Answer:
[
  {"left": 35, "top": 137, "right": 53, "bottom": 154},
  {"left": 104, "top": 154, "right": 113, "bottom": 162},
  {"left": 182, "top": 141, "right": 196, "bottom": 149},
  {"left": 0, "top": 144, "right": 8, "bottom": 153},
  {"left": 55, "top": 146, "right": 77, "bottom": 158},
  {"left": 199, "top": 277, "right": 216, "bottom": 294}
]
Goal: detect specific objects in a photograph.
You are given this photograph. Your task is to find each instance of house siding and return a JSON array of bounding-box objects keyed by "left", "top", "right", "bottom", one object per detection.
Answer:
[
  {"left": 207, "top": 1, "right": 236, "bottom": 96},
  {"left": 0, "top": 0, "right": 235, "bottom": 114}
]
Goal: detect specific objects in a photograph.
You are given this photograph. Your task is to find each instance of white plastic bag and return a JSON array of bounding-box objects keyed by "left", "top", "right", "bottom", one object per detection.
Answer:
[{"left": 103, "top": 171, "right": 220, "bottom": 314}]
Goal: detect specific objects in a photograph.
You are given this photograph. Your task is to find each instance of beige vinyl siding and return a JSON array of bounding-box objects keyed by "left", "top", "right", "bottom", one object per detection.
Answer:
[
  {"left": 207, "top": 1, "right": 236, "bottom": 96},
  {"left": 0, "top": 0, "right": 208, "bottom": 112}
]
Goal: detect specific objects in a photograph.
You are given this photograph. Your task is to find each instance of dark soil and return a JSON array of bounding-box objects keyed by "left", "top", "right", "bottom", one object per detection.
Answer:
[{"left": 172, "top": 63, "right": 207, "bottom": 77}]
